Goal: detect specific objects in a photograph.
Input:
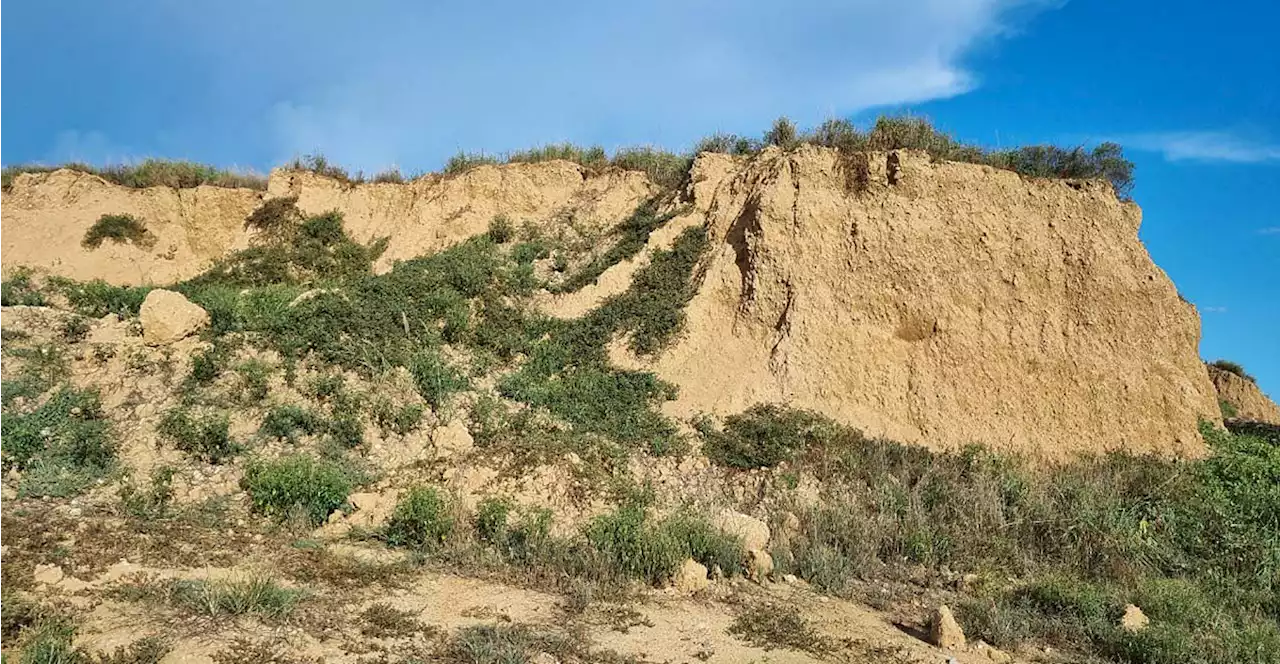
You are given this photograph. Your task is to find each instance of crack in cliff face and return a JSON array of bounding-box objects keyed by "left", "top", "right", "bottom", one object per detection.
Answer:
[{"left": 726, "top": 196, "right": 763, "bottom": 319}]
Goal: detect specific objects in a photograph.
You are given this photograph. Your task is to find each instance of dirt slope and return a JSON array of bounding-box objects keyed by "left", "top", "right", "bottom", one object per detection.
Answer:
[
  {"left": 1207, "top": 364, "right": 1280, "bottom": 423},
  {"left": 1, "top": 164, "right": 652, "bottom": 283},
  {"left": 629, "top": 147, "right": 1218, "bottom": 459}
]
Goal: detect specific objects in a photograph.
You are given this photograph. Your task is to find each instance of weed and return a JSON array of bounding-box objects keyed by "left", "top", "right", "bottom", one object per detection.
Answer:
[
  {"left": 1219, "top": 398, "right": 1239, "bottom": 419},
  {"left": 50, "top": 278, "right": 151, "bottom": 318},
  {"left": 488, "top": 215, "right": 516, "bottom": 243},
  {"left": 287, "top": 154, "right": 358, "bottom": 185},
  {"left": 2, "top": 159, "right": 266, "bottom": 191},
  {"left": 1209, "top": 359, "right": 1256, "bottom": 383},
  {"left": 584, "top": 502, "right": 683, "bottom": 584},
  {"left": 186, "top": 343, "right": 231, "bottom": 386},
  {"left": 359, "top": 603, "right": 428, "bottom": 638},
  {"left": 259, "top": 404, "right": 320, "bottom": 441},
  {"left": 240, "top": 455, "right": 354, "bottom": 525},
  {"left": 728, "top": 603, "right": 832, "bottom": 655},
  {"left": 324, "top": 412, "right": 364, "bottom": 449},
  {"left": 125, "top": 576, "right": 303, "bottom": 619},
  {"left": 662, "top": 513, "right": 746, "bottom": 576},
  {"left": 1, "top": 268, "right": 48, "bottom": 306},
  {"left": 119, "top": 467, "right": 176, "bottom": 519},
  {"left": 700, "top": 404, "right": 835, "bottom": 469},
  {"left": 210, "top": 639, "right": 322, "bottom": 664},
  {"left": 82, "top": 214, "right": 154, "bottom": 249},
  {"left": 372, "top": 168, "right": 405, "bottom": 184},
  {"left": 372, "top": 400, "right": 425, "bottom": 436},
  {"left": 234, "top": 360, "right": 272, "bottom": 403},
  {"left": 158, "top": 407, "right": 237, "bottom": 463},
  {"left": 58, "top": 316, "right": 91, "bottom": 343},
  {"left": 384, "top": 487, "right": 456, "bottom": 550},
  {"left": 444, "top": 152, "right": 500, "bottom": 175},
  {"left": 3, "top": 387, "right": 115, "bottom": 497},
  {"left": 410, "top": 349, "right": 469, "bottom": 409}
]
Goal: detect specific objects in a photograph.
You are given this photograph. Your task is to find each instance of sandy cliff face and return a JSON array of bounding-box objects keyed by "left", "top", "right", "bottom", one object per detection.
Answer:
[
  {"left": 1207, "top": 365, "right": 1280, "bottom": 423},
  {"left": 1, "top": 150, "right": 1221, "bottom": 458},
  {"left": 1, "top": 164, "right": 653, "bottom": 283},
  {"left": 633, "top": 147, "right": 1218, "bottom": 458}
]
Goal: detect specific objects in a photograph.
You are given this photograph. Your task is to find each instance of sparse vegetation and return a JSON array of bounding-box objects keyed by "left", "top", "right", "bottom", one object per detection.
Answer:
[
  {"left": 2, "top": 268, "right": 49, "bottom": 306},
  {"left": 359, "top": 602, "right": 429, "bottom": 638},
  {"left": 583, "top": 501, "right": 745, "bottom": 584},
  {"left": 2, "top": 387, "right": 115, "bottom": 497},
  {"left": 384, "top": 486, "right": 457, "bottom": 550},
  {"left": 158, "top": 407, "right": 237, "bottom": 463},
  {"left": 728, "top": 603, "right": 832, "bottom": 655},
  {"left": 1210, "top": 359, "right": 1256, "bottom": 383},
  {"left": 240, "top": 454, "right": 355, "bottom": 525},
  {"left": 119, "top": 467, "right": 176, "bottom": 519},
  {"left": 2, "top": 159, "right": 266, "bottom": 191},
  {"left": 82, "top": 214, "right": 154, "bottom": 250},
  {"left": 119, "top": 575, "right": 302, "bottom": 619}
]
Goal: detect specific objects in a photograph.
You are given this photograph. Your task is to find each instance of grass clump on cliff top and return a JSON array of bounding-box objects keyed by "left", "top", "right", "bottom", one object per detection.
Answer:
[
  {"left": 696, "top": 115, "right": 1136, "bottom": 200},
  {"left": 82, "top": 213, "right": 155, "bottom": 250},
  {"left": 1209, "top": 359, "right": 1256, "bottom": 383},
  {"left": 1, "top": 159, "right": 266, "bottom": 191}
]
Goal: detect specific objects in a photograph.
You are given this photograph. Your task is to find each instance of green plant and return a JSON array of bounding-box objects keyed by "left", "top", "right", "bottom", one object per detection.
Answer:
[
  {"left": 288, "top": 154, "right": 358, "bottom": 184},
  {"left": 243, "top": 196, "right": 303, "bottom": 244},
  {"left": 258, "top": 404, "right": 320, "bottom": 442},
  {"left": 324, "top": 413, "right": 364, "bottom": 449},
  {"left": 119, "top": 467, "right": 176, "bottom": 519},
  {"left": 444, "top": 152, "right": 499, "bottom": 175},
  {"left": 166, "top": 576, "right": 302, "bottom": 618},
  {"left": 372, "top": 401, "right": 424, "bottom": 436},
  {"left": 240, "top": 455, "right": 354, "bottom": 525},
  {"left": 2, "top": 160, "right": 266, "bottom": 191},
  {"left": 158, "top": 408, "right": 237, "bottom": 463},
  {"left": 763, "top": 117, "right": 800, "bottom": 149},
  {"left": 410, "top": 350, "right": 468, "bottom": 409},
  {"left": 371, "top": 168, "right": 405, "bottom": 184},
  {"left": 51, "top": 278, "right": 151, "bottom": 318},
  {"left": 3, "top": 387, "right": 115, "bottom": 497},
  {"left": 552, "top": 201, "right": 675, "bottom": 294},
  {"left": 2, "top": 268, "right": 48, "bottom": 306},
  {"left": 701, "top": 404, "right": 835, "bottom": 469},
  {"left": 661, "top": 513, "right": 746, "bottom": 576},
  {"left": 584, "top": 502, "right": 683, "bottom": 584},
  {"left": 234, "top": 360, "right": 272, "bottom": 403},
  {"left": 384, "top": 487, "right": 456, "bottom": 550},
  {"left": 1219, "top": 398, "right": 1239, "bottom": 419},
  {"left": 82, "top": 214, "right": 154, "bottom": 249},
  {"left": 58, "top": 316, "right": 91, "bottom": 343},
  {"left": 487, "top": 215, "right": 515, "bottom": 244},
  {"left": 1210, "top": 359, "right": 1256, "bottom": 383}
]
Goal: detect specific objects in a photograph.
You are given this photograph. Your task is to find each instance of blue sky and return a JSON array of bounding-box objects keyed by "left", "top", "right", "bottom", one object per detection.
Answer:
[{"left": 3, "top": 0, "right": 1277, "bottom": 395}]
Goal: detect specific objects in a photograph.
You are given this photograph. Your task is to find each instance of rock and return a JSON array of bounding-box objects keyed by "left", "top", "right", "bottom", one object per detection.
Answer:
[
  {"left": 1120, "top": 604, "right": 1149, "bottom": 632},
  {"left": 974, "top": 640, "right": 1013, "bottom": 663},
  {"left": 673, "top": 558, "right": 710, "bottom": 593},
  {"left": 928, "top": 604, "right": 965, "bottom": 650},
  {"left": 33, "top": 564, "right": 65, "bottom": 586},
  {"left": 782, "top": 573, "right": 798, "bottom": 584},
  {"left": 431, "top": 419, "right": 475, "bottom": 458},
  {"left": 139, "top": 289, "right": 209, "bottom": 345},
  {"left": 746, "top": 549, "right": 773, "bottom": 582},
  {"left": 712, "top": 509, "right": 770, "bottom": 551}
]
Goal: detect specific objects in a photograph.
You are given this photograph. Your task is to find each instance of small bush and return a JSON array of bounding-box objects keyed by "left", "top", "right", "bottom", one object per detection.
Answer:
[
  {"left": 243, "top": 196, "right": 303, "bottom": 244},
  {"left": 1, "top": 268, "right": 48, "bottom": 306},
  {"left": 240, "top": 454, "right": 353, "bottom": 525},
  {"left": 187, "top": 343, "right": 231, "bottom": 385},
  {"left": 384, "top": 486, "right": 456, "bottom": 550},
  {"left": 763, "top": 117, "right": 800, "bottom": 150},
  {"left": 359, "top": 603, "right": 424, "bottom": 638},
  {"left": 59, "top": 316, "right": 91, "bottom": 343},
  {"left": 82, "top": 214, "right": 154, "bottom": 250},
  {"left": 701, "top": 404, "right": 835, "bottom": 469},
  {"left": 234, "top": 360, "right": 272, "bottom": 403},
  {"left": 1210, "top": 359, "right": 1256, "bottom": 383},
  {"left": 166, "top": 576, "right": 302, "bottom": 619},
  {"left": 475, "top": 497, "right": 513, "bottom": 545},
  {"left": 324, "top": 413, "right": 364, "bottom": 449},
  {"left": 119, "top": 467, "right": 176, "bottom": 519},
  {"left": 444, "top": 152, "right": 499, "bottom": 175},
  {"left": 258, "top": 404, "right": 320, "bottom": 442},
  {"left": 487, "top": 215, "right": 515, "bottom": 244},
  {"left": 288, "top": 154, "right": 357, "bottom": 184},
  {"left": 371, "top": 168, "right": 405, "bottom": 184},
  {"left": 3, "top": 387, "right": 115, "bottom": 497},
  {"left": 52, "top": 278, "right": 151, "bottom": 318},
  {"left": 584, "top": 502, "right": 683, "bottom": 584},
  {"left": 372, "top": 401, "right": 424, "bottom": 436},
  {"left": 158, "top": 408, "right": 237, "bottom": 463},
  {"left": 662, "top": 513, "right": 746, "bottom": 576}
]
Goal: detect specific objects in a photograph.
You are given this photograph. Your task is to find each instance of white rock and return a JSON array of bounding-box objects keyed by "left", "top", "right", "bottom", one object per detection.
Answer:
[{"left": 139, "top": 289, "right": 209, "bottom": 345}]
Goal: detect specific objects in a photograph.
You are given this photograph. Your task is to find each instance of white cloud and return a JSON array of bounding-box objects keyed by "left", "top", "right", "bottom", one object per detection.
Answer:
[
  {"left": 1202, "top": 306, "right": 1229, "bottom": 314},
  {"left": 153, "top": 0, "right": 1059, "bottom": 172},
  {"left": 1125, "top": 131, "right": 1280, "bottom": 163},
  {"left": 1258, "top": 227, "right": 1280, "bottom": 235},
  {"left": 44, "top": 130, "right": 136, "bottom": 165}
]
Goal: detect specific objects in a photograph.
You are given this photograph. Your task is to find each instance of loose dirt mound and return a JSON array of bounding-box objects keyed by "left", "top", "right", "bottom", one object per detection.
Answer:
[
  {"left": 2, "top": 163, "right": 653, "bottom": 284},
  {"left": 628, "top": 147, "right": 1217, "bottom": 458},
  {"left": 1207, "top": 363, "right": 1280, "bottom": 423}
]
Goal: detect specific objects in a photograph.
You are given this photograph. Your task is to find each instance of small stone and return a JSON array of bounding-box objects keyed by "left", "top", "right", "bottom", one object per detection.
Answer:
[
  {"left": 673, "top": 558, "right": 710, "bottom": 593},
  {"left": 139, "top": 289, "right": 210, "bottom": 345},
  {"left": 712, "top": 509, "right": 770, "bottom": 551},
  {"left": 928, "top": 604, "right": 965, "bottom": 650},
  {"left": 1120, "top": 604, "right": 1149, "bottom": 633},
  {"left": 33, "top": 564, "right": 65, "bottom": 586},
  {"left": 783, "top": 573, "right": 798, "bottom": 584}
]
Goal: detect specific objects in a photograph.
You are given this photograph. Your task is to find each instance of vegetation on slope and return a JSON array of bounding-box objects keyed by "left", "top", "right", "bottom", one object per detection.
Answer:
[{"left": 1, "top": 159, "right": 266, "bottom": 191}]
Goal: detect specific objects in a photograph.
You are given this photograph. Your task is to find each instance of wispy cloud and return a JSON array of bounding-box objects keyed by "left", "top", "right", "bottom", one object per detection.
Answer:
[
  {"left": 135, "top": 0, "right": 1062, "bottom": 172},
  {"left": 1202, "top": 306, "right": 1229, "bottom": 314},
  {"left": 1124, "top": 131, "right": 1280, "bottom": 163},
  {"left": 1257, "top": 227, "right": 1280, "bottom": 236}
]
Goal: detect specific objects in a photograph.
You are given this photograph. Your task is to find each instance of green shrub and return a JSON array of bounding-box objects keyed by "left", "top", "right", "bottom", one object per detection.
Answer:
[
  {"left": 410, "top": 350, "right": 468, "bottom": 409},
  {"left": 233, "top": 360, "right": 271, "bottom": 403},
  {"left": 1219, "top": 399, "right": 1239, "bottom": 419},
  {"left": 82, "top": 214, "right": 154, "bottom": 249},
  {"left": 51, "top": 278, "right": 151, "bottom": 318},
  {"left": 701, "top": 404, "right": 835, "bottom": 469},
  {"left": 662, "top": 513, "right": 746, "bottom": 576},
  {"left": 763, "top": 117, "right": 800, "bottom": 149},
  {"left": 2, "top": 387, "right": 115, "bottom": 497},
  {"left": 187, "top": 343, "right": 231, "bottom": 385},
  {"left": 324, "top": 413, "right": 364, "bottom": 449},
  {"left": 1210, "top": 359, "right": 1256, "bottom": 383},
  {"left": 243, "top": 196, "right": 303, "bottom": 244},
  {"left": 372, "top": 401, "right": 424, "bottom": 436},
  {"left": 487, "top": 215, "right": 515, "bottom": 244},
  {"left": 1, "top": 268, "right": 48, "bottom": 306},
  {"left": 584, "top": 502, "right": 683, "bottom": 584},
  {"left": 475, "top": 497, "right": 513, "bottom": 545},
  {"left": 59, "top": 316, "right": 91, "bottom": 343},
  {"left": 611, "top": 148, "right": 691, "bottom": 190},
  {"left": 240, "top": 454, "right": 353, "bottom": 525},
  {"left": 384, "top": 486, "right": 456, "bottom": 550},
  {"left": 258, "top": 404, "right": 320, "bottom": 441},
  {"left": 288, "top": 154, "right": 358, "bottom": 184},
  {"left": 444, "top": 152, "right": 499, "bottom": 175},
  {"left": 158, "top": 408, "right": 237, "bottom": 463},
  {"left": 552, "top": 200, "right": 674, "bottom": 294}
]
